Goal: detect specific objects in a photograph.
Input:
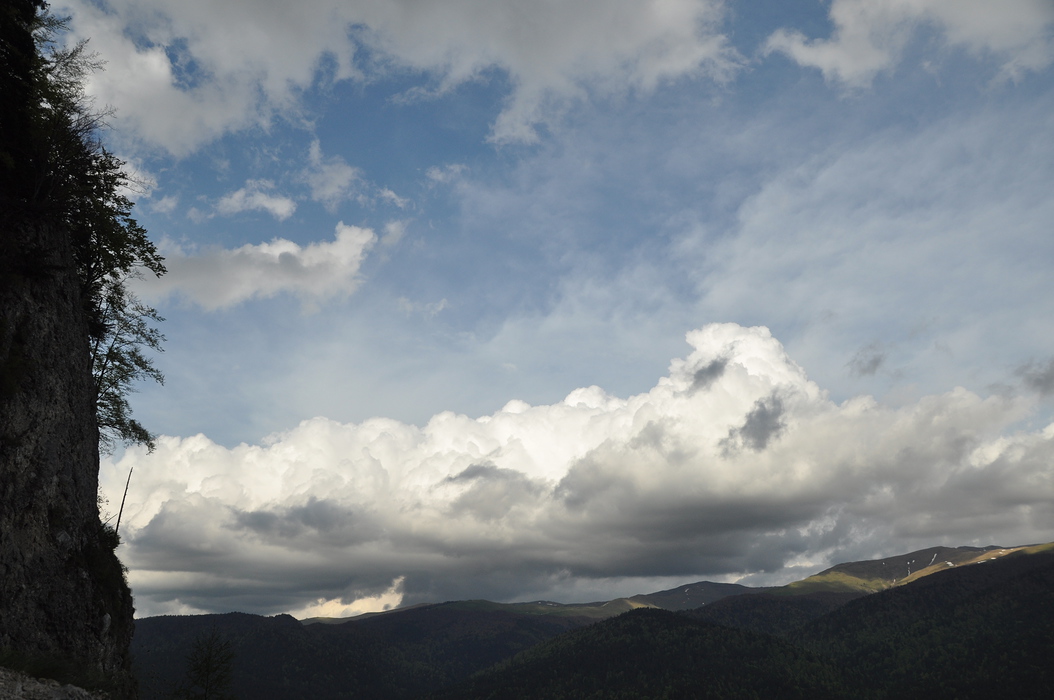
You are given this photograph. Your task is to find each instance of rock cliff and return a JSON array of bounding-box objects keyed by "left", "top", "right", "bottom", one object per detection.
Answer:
[
  {"left": 1, "top": 2, "right": 136, "bottom": 695},
  {"left": 0, "top": 219, "right": 136, "bottom": 695},
  {"left": 0, "top": 666, "right": 107, "bottom": 700}
]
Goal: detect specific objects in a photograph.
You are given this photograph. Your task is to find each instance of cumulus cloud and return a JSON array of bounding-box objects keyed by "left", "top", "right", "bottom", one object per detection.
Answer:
[
  {"left": 216, "top": 180, "right": 297, "bottom": 220},
  {"left": 56, "top": 0, "right": 739, "bottom": 153},
  {"left": 139, "top": 223, "right": 376, "bottom": 310},
  {"left": 150, "top": 195, "right": 179, "bottom": 215},
  {"left": 765, "top": 0, "right": 1054, "bottom": 85},
  {"left": 290, "top": 577, "right": 406, "bottom": 619},
  {"left": 102, "top": 323, "right": 1054, "bottom": 617}
]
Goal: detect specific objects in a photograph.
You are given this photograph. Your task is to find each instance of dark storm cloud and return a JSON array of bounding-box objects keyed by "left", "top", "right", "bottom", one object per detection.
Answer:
[
  {"left": 444, "top": 463, "right": 547, "bottom": 522},
  {"left": 722, "top": 394, "right": 785, "bottom": 452},
  {"left": 1017, "top": 358, "right": 1054, "bottom": 395},
  {"left": 128, "top": 494, "right": 407, "bottom": 614},
  {"left": 445, "top": 463, "right": 528, "bottom": 484},
  {"left": 231, "top": 497, "right": 381, "bottom": 544},
  {"left": 691, "top": 356, "right": 729, "bottom": 392}
]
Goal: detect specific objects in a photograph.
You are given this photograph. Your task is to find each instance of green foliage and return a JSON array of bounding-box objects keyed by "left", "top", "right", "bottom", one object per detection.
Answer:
[
  {"left": 98, "top": 521, "right": 121, "bottom": 550},
  {"left": 92, "top": 280, "right": 165, "bottom": 452},
  {"left": 24, "top": 9, "right": 166, "bottom": 452}
]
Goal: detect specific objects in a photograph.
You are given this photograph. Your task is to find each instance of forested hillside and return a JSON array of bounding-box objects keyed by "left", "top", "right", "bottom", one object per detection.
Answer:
[
  {"left": 440, "top": 547, "right": 1054, "bottom": 699},
  {"left": 133, "top": 545, "right": 1054, "bottom": 699}
]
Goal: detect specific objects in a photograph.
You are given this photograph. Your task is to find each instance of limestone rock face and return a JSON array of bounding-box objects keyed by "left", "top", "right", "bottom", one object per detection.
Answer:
[
  {"left": 0, "top": 666, "right": 107, "bottom": 699},
  {"left": 0, "top": 220, "right": 136, "bottom": 697}
]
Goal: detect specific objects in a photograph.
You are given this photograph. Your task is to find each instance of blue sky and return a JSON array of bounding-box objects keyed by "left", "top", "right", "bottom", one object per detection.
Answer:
[{"left": 60, "top": 0, "right": 1054, "bottom": 618}]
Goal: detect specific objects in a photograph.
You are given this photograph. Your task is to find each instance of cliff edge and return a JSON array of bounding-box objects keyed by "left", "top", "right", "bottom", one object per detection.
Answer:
[
  {"left": 0, "top": 221, "right": 137, "bottom": 696},
  {"left": 1, "top": 3, "right": 136, "bottom": 694}
]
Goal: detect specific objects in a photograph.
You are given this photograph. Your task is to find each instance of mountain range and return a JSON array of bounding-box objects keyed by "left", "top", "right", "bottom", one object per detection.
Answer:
[{"left": 132, "top": 541, "right": 1054, "bottom": 699}]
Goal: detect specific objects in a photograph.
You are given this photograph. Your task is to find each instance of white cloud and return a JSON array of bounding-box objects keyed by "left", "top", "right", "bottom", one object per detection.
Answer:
[
  {"left": 56, "top": 0, "right": 739, "bottom": 153},
  {"left": 139, "top": 222, "right": 377, "bottom": 310},
  {"left": 426, "top": 163, "right": 468, "bottom": 185},
  {"left": 378, "top": 188, "right": 410, "bottom": 209},
  {"left": 380, "top": 220, "right": 408, "bottom": 247},
  {"left": 114, "top": 156, "right": 158, "bottom": 200},
  {"left": 299, "top": 141, "right": 409, "bottom": 212},
  {"left": 289, "top": 577, "right": 405, "bottom": 619},
  {"left": 216, "top": 180, "right": 297, "bottom": 220},
  {"left": 766, "top": 0, "right": 1054, "bottom": 85},
  {"left": 103, "top": 323, "right": 1054, "bottom": 616},
  {"left": 301, "top": 140, "right": 363, "bottom": 211},
  {"left": 150, "top": 195, "right": 179, "bottom": 214}
]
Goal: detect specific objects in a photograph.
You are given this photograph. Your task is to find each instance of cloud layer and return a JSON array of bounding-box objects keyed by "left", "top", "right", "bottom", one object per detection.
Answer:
[
  {"left": 215, "top": 180, "right": 297, "bottom": 221},
  {"left": 57, "top": 0, "right": 738, "bottom": 152},
  {"left": 59, "top": 0, "right": 1054, "bottom": 155},
  {"left": 103, "top": 324, "right": 1054, "bottom": 617},
  {"left": 140, "top": 223, "right": 376, "bottom": 310},
  {"left": 766, "top": 0, "right": 1054, "bottom": 85}
]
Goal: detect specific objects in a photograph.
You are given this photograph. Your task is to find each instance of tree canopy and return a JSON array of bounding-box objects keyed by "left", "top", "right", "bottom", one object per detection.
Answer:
[{"left": 2, "top": 2, "right": 165, "bottom": 451}]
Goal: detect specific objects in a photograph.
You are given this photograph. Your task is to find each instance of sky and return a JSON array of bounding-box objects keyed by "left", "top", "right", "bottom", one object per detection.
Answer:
[{"left": 60, "top": 0, "right": 1054, "bottom": 618}]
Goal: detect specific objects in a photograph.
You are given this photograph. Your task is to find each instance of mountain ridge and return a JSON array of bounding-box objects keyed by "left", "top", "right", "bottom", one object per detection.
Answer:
[
  {"left": 435, "top": 545, "right": 1054, "bottom": 699},
  {"left": 131, "top": 540, "right": 1054, "bottom": 699},
  {"left": 298, "top": 542, "right": 1044, "bottom": 627}
]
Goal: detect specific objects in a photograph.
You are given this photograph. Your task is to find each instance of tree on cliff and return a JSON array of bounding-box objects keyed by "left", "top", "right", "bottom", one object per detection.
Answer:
[
  {"left": 1, "top": 2, "right": 141, "bottom": 690},
  {"left": 14, "top": 7, "right": 167, "bottom": 452}
]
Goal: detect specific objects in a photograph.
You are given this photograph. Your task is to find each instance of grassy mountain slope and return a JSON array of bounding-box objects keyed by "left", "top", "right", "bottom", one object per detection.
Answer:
[
  {"left": 798, "top": 546, "right": 1054, "bottom": 699},
  {"left": 629, "top": 580, "right": 760, "bottom": 610},
  {"left": 778, "top": 543, "right": 1034, "bottom": 594}
]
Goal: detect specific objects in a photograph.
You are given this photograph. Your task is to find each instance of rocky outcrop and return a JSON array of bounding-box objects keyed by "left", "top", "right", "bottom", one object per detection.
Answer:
[
  {"left": 0, "top": 666, "right": 107, "bottom": 700},
  {"left": 0, "top": 220, "right": 136, "bottom": 696}
]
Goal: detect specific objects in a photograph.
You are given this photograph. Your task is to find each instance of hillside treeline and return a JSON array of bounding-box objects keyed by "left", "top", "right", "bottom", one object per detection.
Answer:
[{"left": 134, "top": 548, "right": 1054, "bottom": 699}]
